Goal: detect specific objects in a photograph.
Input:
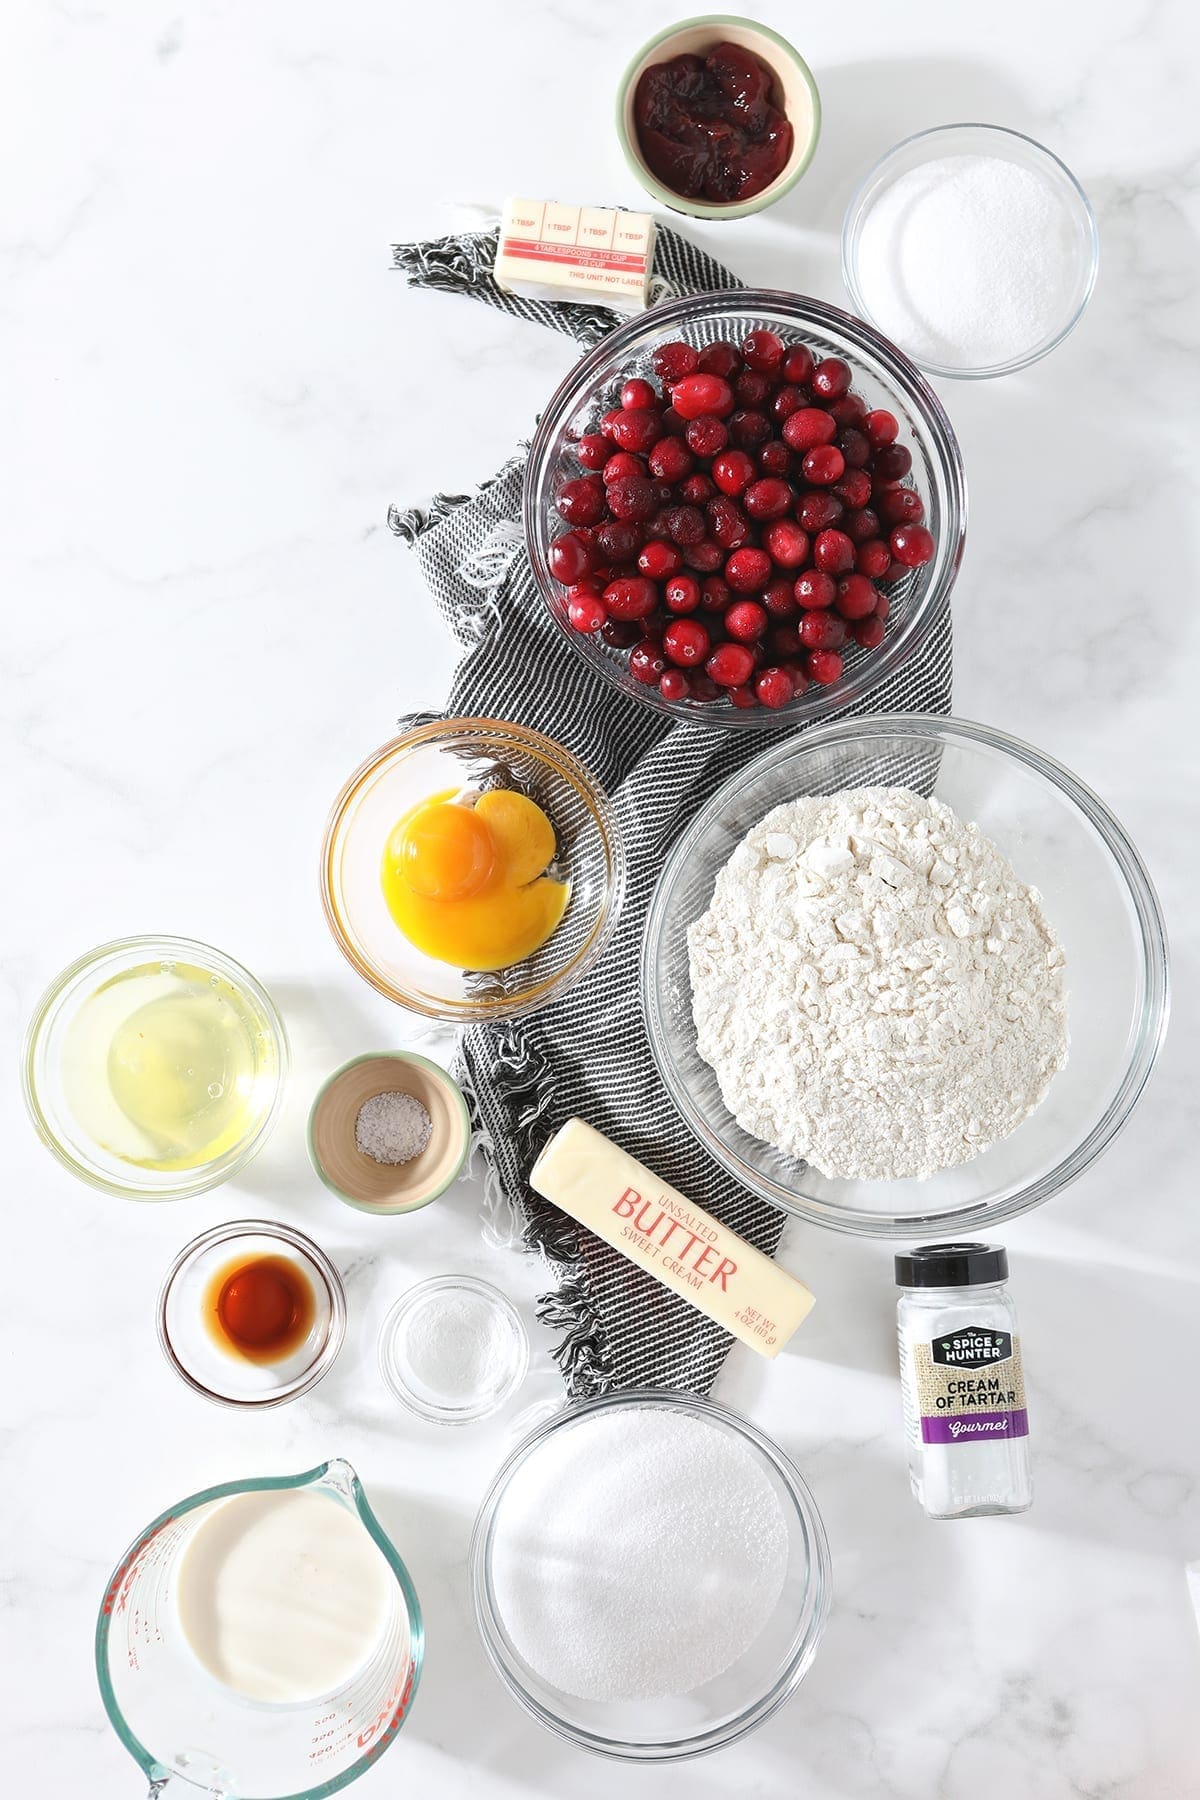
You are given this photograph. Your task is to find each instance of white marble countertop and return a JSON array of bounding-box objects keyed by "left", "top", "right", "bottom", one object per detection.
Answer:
[{"left": 4, "top": 2, "right": 1199, "bottom": 1795}]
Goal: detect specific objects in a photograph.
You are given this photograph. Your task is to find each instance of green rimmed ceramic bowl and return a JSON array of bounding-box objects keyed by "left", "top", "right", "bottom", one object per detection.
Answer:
[
  {"left": 615, "top": 16, "right": 821, "bottom": 221},
  {"left": 307, "top": 1050, "right": 471, "bottom": 1214}
]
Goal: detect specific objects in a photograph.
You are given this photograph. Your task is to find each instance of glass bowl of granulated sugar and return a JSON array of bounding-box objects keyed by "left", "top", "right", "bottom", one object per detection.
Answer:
[
  {"left": 842, "top": 124, "right": 1098, "bottom": 378},
  {"left": 471, "top": 1390, "right": 831, "bottom": 1759},
  {"left": 643, "top": 714, "right": 1168, "bottom": 1239}
]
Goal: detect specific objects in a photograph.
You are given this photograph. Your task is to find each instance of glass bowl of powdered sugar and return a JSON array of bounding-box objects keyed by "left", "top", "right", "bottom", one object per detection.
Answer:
[
  {"left": 842, "top": 124, "right": 1098, "bottom": 378},
  {"left": 643, "top": 714, "right": 1168, "bottom": 1238},
  {"left": 471, "top": 1390, "right": 830, "bottom": 1758}
]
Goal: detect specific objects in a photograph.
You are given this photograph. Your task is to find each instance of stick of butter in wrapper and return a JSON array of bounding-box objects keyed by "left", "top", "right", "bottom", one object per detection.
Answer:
[
  {"left": 529, "top": 1118, "right": 814, "bottom": 1359},
  {"left": 494, "top": 198, "right": 655, "bottom": 313}
]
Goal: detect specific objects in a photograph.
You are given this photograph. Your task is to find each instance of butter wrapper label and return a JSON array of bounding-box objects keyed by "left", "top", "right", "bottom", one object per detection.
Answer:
[{"left": 529, "top": 1118, "right": 815, "bottom": 1359}]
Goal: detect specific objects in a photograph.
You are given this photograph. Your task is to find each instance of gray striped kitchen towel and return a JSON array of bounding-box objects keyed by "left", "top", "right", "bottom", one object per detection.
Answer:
[{"left": 389, "top": 224, "right": 953, "bottom": 1399}]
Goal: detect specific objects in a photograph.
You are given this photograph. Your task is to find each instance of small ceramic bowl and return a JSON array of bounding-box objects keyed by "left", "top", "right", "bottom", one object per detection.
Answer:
[
  {"left": 616, "top": 16, "right": 820, "bottom": 220},
  {"left": 308, "top": 1051, "right": 471, "bottom": 1214}
]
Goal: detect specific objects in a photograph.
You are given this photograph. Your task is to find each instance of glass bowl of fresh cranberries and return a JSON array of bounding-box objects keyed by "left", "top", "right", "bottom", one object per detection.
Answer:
[{"left": 525, "top": 291, "right": 966, "bottom": 727}]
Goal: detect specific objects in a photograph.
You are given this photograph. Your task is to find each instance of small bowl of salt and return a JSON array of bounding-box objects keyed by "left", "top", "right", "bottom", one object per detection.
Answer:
[
  {"left": 379, "top": 1276, "right": 529, "bottom": 1425},
  {"left": 842, "top": 122, "right": 1098, "bottom": 378},
  {"left": 307, "top": 1050, "right": 470, "bottom": 1213}
]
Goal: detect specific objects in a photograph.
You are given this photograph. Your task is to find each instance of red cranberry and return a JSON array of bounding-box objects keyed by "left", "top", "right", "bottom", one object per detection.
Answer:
[
  {"left": 600, "top": 405, "right": 624, "bottom": 440},
  {"left": 781, "top": 343, "right": 815, "bottom": 384},
  {"left": 878, "top": 486, "right": 926, "bottom": 528},
  {"left": 647, "top": 436, "right": 693, "bottom": 483},
  {"left": 555, "top": 475, "right": 606, "bottom": 526},
  {"left": 799, "top": 611, "right": 848, "bottom": 650},
  {"left": 622, "top": 377, "right": 658, "bottom": 411},
  {"left": 812, "top": 357, "right": 851, "bottom": 400},
  {"left": 607, "top": 475, "right": 660, "bottom": 522},
  {"left": 769, "top": 622, "right": 803, "bottom": 657},
  {"left": 683, "top": 539, "right": 724, "bottom": 572},
  {"left": 664, "top": 573, "right": 701, "bottom": 614},
  {"left": 755, "top": 666, "right": 794, "bottom": 709},
  {"left": 680, "top": 471, "right": 716, "bottom": 505},
  {"left": 855, "top": 538, "right": 892, "bottom": 578},
  {"left": 549, "top": 531, "right": 595, "bottom": 583},
  {"left": 741, "top": 329, "right": 785, "bottom": 374},
  {"left": 725, "top": 600, "right": 768, "bottom": 642},
  {"left": 890, "top": 523, "right": 935, "bottom": 567},
  {"left": 744, "top": 477, "right": 793, "bottom": 521},
  {"left": 596, "top": 519, "right": 643, "bottom": 560},
  {"left": 884, "top": 558, "right": 909, "bottom": 582},
  {"left": 603, "top": 576, "right": 658, "bottom": 620},
  {"left": 794, "top": 570, "right": 836, "bottom": 609},
  {"left": 834, "top": 573, "right": 878, "bottom": 619},
  {"left": 690, "top": 673, "right": 720, "bottom": 701},
  {"left": 874, "top": 443, "right": 913, "bottom": 482},
  {"left": 813, "top": 529, "right": 855, "bottom": 575},
  {"left": 828, "top": 397, "right": 866, "bottom": 431},
  {"left": 664, "top": 504, "right": 706, "bottom": 545},
  {"left": 638, "top": 539, "right": 682, "bottom": 580},
  {"left": 685, "top": 414, "right": 728, "bottom": 457},
  {"left": 567, "top": 592, "right": 606, "bottom": 633},
  {"left": 652, "top": 341, "right": 698, "bottom": 383},
  {"left": 603, "top": 451, "right": 645, "bottom": 484},
  {"left": 725, "top": 546, "right": 773, "bottom": 592},
  {"left": 659, "top": 667, "right": 690, "bottom": 701},
  {"left": 728, "top": 683, "right": 759, "bottom": 709},
  {"left": 660, "top": 406, "right": 686, "bottom": 436},
  {"left": 707, "top": 495, "right": 750, "bottom": 549},
  {"left": 797, "top": 491, "right": 844, "bottom": 531},
  {"left": 853, "top": 614, "right": 887, "bottom": 649},
  {"left": 838, "top": 427, "right": 871, "bottom": 469},
  {"left": 671, "top": 373, "right": 734, "bottom": 420},
  {"left": 771, "top": 385, "right": 806, "bottom": 423},
  {"left": 711, "top": 449, "right": 756, "bottom": 496},
  {"left": 697, "top": 340, "right": 742, "bottom": 378},
  {"left": 576, "top": 432, "right": 609, "bottom": 470},
  {"left": 763, "top": 575, "right": 799, "bottom": 617},
  {"left": 601, "top": 617, "right": 640, "bottom": 648},
  {"left": 646, "top": 507, "right": 675, "bottom": 540},
  {"left": 833, "top": 469, "right": 873, "bottom": 511},
  {"left": 802, "top": 445, "right": 846, "bottom": 486},
  {"left": 663, "top": 618, "right": 710, "bottom": 666},
  {"left": 706, "top": 641, "right": 756, "bottom": 687},
  {"left": 783, "top": 662, "right": 809, "bottom": 694},
  {"left": 806, "top": 649, "right": 843, "bottom": 684},
  {"left": 730, "top": 408, "right": 771, "bottom": 449},
  {"left": 629, "top": 638, "right": 667, "bottom": 684},
  {"left": 783, "top": 408, "right": 838, "bottom": 452},
  {"left": 863, "top": 408, "right": 899, "bottom": 448},
  {"left": 874, "top": 593, "right": 891, "bottom": 621},
  {"left": 758, "top": 439, "right": 792, "bottom": 476},
  {"left": 763, "top": 518, "right": 810, "bottom": 568},
  {"left": 844, "top": 507, "right": 881, "bottom": 546},
  {"left": 733, "top": 369, "right": 772, "bottom": 407},
  {"left": 702, "top": 575, "right": 732, "bottom": 610},
  {"left": 611, "top": 408, "right": 664, "bottom": 453}
]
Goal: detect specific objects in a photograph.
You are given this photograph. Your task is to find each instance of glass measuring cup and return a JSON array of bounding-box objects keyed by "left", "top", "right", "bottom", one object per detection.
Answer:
[{"left": 96, "top": 1460, "right": 423, "bottom": 1799}]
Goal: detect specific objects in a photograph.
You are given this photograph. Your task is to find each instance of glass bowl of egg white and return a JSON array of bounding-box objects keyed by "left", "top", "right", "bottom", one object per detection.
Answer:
[
  {"left": 23, "top": 935, "right": 288, "bottom": 1201},
  {"left": 643, "top": 715, "right": 1168, "bottom": 1238},
  {"left": 321, "top": 720, "right": 625, "bottom": 1022}
]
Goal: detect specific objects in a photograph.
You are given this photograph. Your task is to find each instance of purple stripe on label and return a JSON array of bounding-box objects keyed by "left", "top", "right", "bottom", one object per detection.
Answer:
[{"left": 921, "top": 1409, "right": 1029, "bottom": 1444}]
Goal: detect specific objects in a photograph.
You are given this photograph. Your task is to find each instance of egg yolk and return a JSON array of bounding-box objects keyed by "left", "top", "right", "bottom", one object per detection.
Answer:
[{"left": 381, "top": 789, "right": 569, "bottom": 972}]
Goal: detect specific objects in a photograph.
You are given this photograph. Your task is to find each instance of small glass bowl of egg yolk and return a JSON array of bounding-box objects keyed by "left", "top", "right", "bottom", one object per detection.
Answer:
[{"left": 321, "top": 720, "right": 624, "bottom": 1023}]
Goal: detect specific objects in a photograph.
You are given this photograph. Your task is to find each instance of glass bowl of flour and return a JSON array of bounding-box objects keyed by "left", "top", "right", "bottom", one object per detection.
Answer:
[{"left": 643, "top": 715, "right": 1168, "bottom": 1237}]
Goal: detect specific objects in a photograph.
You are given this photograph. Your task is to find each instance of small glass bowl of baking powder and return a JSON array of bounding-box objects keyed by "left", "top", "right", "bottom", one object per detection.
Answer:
[{"left": 379, "top": 1276, "right": 529, "bottom": 1425}]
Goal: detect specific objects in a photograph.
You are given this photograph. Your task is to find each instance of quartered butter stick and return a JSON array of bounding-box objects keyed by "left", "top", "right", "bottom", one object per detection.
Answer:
[
  {"left": 529, "top": 1118, "right": 814, "bottom": 1359},
  {"left": 494, "top": 198, "right": 655, "bottom": 314}
]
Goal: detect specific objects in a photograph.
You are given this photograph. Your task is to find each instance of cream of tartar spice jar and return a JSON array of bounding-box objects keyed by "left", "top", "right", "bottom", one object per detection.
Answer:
[{"left": 895, "top": 1243, "right": 1032, "bottom": 1520}]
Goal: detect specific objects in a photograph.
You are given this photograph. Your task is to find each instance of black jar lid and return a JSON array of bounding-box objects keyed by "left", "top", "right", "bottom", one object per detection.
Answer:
[{"left": 894, "top": 1242, "right": 1008, "bottom": 1288}]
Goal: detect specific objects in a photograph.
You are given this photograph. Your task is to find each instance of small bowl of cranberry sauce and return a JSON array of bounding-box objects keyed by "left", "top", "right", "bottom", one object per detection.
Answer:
[{"left": 616, "top": 18, "right": 820, "bottom": 220}]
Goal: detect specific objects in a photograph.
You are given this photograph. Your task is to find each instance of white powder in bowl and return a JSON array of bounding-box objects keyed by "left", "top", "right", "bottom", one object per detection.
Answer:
[
  {"left": 489, "top": 1407, "right": 789, "bottom": 1702},
  {"left": 854, "top": 153, "right": 1081, "bottom": 368},
  {"left": 401, "top": 1289, "right": 513, "bottom": 1403}
]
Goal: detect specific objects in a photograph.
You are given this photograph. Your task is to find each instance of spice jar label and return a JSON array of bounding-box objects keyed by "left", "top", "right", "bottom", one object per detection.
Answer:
[{"left": 914, "top": 1330, "right": 1028, "bottom": 1446}]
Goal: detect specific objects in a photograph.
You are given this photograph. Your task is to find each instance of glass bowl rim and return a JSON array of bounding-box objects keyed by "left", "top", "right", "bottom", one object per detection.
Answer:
[
  {"left": 469, "top": 1387, "right": 832, "bottom": 1760},
  {"left": 21, "top": 932, "right": 291, "bottom": 1202},
  {"left": 156, "top": 1217, "right": 348, "bottom": 1409},
  {"left": 319, "top": 719, "right": 627, "bottom": 1022},
  {"left": 840, "top": 122, "right": 1100, "bottom": 381},
  {"left": 378, "top": 1274, "right": 530, "bottom": 1425},
  {"left": 613, "top": 15, "right": 822, "bottom": 221},
  {"left": 523, "top": 287, "right": 967, "bottom": 731},
  {"left": 642, "top": 711, "right": 1170, "bottom": 1238}
]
